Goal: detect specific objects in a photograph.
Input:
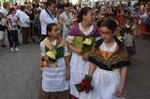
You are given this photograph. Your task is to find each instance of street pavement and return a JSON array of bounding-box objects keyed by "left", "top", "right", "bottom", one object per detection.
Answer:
[
  {"left": 0, "top": 43, "right": 41, "bottom": 99},
  {"left": 126, "top": 37, "right": 150, "bottom": 99},
  {"left": 0, "top": 38, "right": 150, "bottom": 99}
]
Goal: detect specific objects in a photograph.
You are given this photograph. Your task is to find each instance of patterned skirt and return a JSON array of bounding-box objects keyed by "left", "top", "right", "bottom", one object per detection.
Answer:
[{"left": 39, "top": 89, "right": 69, "bottom": 99}]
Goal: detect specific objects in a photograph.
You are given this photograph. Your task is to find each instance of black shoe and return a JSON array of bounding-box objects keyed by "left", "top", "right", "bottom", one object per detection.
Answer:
[{"left": 1, "top": 44, "right": 7, "bottom": 48}]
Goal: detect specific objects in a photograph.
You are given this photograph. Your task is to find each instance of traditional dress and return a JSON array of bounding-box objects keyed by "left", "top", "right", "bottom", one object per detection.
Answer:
[
  {"left": 121, "top": 24, "right": 136, "bottom": 56},
  {"left": 66, "top": 23, "right": 99, "bottom": 99},
  {"left": 39, "top": 37, "right": 69, "bottom": 99},
  {"left": 89, "top": 37, "right": 131, "bottom": 99}
]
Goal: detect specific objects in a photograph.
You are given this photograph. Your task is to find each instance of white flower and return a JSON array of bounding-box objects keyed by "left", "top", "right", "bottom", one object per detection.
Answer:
[
  {"left": 83, "top": 38, "right": 92, "bottom": 45},
  {"left": 46, "top": 51, "right": 56, "bottom": 60}
]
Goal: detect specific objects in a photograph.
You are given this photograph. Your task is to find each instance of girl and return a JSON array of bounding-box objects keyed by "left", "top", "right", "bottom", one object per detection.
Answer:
[
  {"left": 6, "top": 7, "right": 20, "bottom": 51},
  {"left": 121, "top": 18, "right": 136, "bottom": 56},
  {"left": 39, "top": 23, "right": 70, "bottom": 99},
  {"left": 66, "top": 7, "right": 99, "bottom": 99},
  {"left": 77, "top": 19, "right": 131, "bottom": 99}
]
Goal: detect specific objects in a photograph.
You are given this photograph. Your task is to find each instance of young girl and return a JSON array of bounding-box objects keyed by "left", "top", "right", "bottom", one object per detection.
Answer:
[
  {"left": 6, "top": 7, "right": 20, "bottom": 51},
  {"left": 76, "top": 19, "right": 131, "bottom": 99},
  {"left": 39, "top": 23, "right": 70, "bottom": 99},
  {"left": 66, "top": 7, "right": 99, "bottom": 99},
  {"left": 121, "top": 18, "right": 136, "bottom": 56}
]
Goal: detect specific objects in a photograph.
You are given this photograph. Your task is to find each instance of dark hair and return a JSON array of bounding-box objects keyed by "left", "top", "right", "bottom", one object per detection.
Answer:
[
  {"left": 124, "top": 9, "right": 131, "bottom": 14},
  {"left": 46, "top": 23, "right": 57, "bottom": 35},
  {"left": 101, "top": 19, "right": 117, "bottom": 32},
  {"left": 78, "top": 7, "right": 92, "bottom": 22},
  {"left": 8, "top": 7, "right": 16, "bottom": 15},
  {"left": 34, "top": 9, "right": 41, "bottom": 14},
  {"left": 97, "top": 19, "right": 104, "bottom": 27},
  {"left": 46, "top": 0, "right": 56, "bottom": 7},
  {"left": 64, "top": 2, "right": 72, "bottom": 8},
  {"left": 57, "top": 3, "right": 65, "bottom": 9},
  {"left": 20, "top": 5, "right": 26, "bottom": 11}
]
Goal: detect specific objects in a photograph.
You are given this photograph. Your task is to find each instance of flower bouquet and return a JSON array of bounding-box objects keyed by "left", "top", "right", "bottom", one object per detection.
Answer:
[
  {"left": 75, "top": 75, "right": 94, "bottom": 93},
  {"left": 41, "top": 47, "right": 64, "bottom": 68},
  {"left": 81, "top": 38, "right": 93, "bottom": 53},
  {"left": 81, "top": 38, "right": 94, "bottom": 60},
  {"left": 41, "top": 50, "right": 57, "bottom": 68}
]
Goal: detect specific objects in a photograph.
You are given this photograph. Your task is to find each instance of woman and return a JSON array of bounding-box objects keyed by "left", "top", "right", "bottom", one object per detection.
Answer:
[
  {"left": 19, "top": 5, "right": 30, "bottom": 44},
  {"left": 2, "top": 2, "right": 10, "bottom": 48},
  {"left": 39, "top": 23, "right": 70, "bottom": 99},
  {"left": 6, "top": 7, "right": 20, "bottom": 51},
  {"left": 139, "top": 2, "right": 150, "bottom": 34},
  {"left": 66, "top": 7, "right": 99, "bottom": 99},
  {"left": 26, "top": 3, "right": 34, "bottom": 41},
  {"left": 0, "top": 12, "right": 6, "bottom": 48}
]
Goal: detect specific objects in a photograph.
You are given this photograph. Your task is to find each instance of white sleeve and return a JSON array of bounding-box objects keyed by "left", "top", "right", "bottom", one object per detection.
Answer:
[
  {"left": 1, "top": 18, "right": 5, "bottom": 25},
  {"left": 20, "top": 15, "right": 29, "bottom": 24},
  {"left": 64, "top": 45, "right": 70, "bottom": 56},
  {"left": 95, "top": 37, "right": 101, "bottom": 41},
  {"left": 40, "top": 12, "right": 56, "bottom": 24},
  {"left": 40, "top": 42, "right": 46, "bottom": 57},
  {"left": 66, "top": 35, "right": 75, "bottom": 43}
]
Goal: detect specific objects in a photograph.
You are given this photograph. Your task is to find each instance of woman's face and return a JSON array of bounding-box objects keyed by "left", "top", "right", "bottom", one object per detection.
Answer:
[
  {"left": 84, "top": 10, "right": 94, "bottom": 25},
  {"left": 48, "top": 3, "right": 56, "bottom": 13},
  {"left": 100, "top": 26, "right": 115, "bottom": 43},
  {"left": 27, "top": 5, "right": 32, "bottom": 10},
  {"left": 48, "top": 25, "right": 60, "bottom": 39},
  {"left": 7, "top": 3, "right": 10, "bottom": 9}
]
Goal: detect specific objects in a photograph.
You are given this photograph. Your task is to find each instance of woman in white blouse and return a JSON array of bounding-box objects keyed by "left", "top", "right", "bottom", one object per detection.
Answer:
[{"left": 18, "top": 5, "right": 30, "bottom": 44}]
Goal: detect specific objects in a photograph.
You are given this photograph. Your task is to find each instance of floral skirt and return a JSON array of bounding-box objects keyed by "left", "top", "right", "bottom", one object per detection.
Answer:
[{"left": 39, "top": 89, "right": 69, "bottom": 99}]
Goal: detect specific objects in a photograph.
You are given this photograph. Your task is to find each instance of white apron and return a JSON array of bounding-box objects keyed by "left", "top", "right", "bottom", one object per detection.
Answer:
[{"left": 69, "top": 52, "right": 90, "bottom": 98}]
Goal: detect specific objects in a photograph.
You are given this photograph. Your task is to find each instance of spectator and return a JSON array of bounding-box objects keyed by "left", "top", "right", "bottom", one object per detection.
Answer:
[
  {"left": 39, "top": 0, "right": 57, "bottom": 41},
  {"left": 0, "top": 12, "right": 6, "bottom": 48},
  {"left": 26, "top": 3, "right": 34, "bottom": 41},
  {"left": 6, "top": 7, "right": 20, "bottom": 52},
  {"left": 18, "top": 5, "right": 30, "bottom": 44},
  {"left": 2, "top": 2, "right": 11, "bottom": 48}
]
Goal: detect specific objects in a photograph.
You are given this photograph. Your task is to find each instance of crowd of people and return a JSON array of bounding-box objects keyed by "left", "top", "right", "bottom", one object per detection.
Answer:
[{"left": 0, "top": 0, "right": 150, "bottom": 99}]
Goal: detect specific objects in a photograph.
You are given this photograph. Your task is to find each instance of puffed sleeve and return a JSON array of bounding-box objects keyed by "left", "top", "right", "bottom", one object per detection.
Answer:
[
  {"left": 66, "top": 35, "right": 75, "bottom": 43},
  {"left": 40, "top": 41, "right": 46, "bottom": 57},
  {"left": 64, "top": 45, "right": 70, "bottom": 56}
]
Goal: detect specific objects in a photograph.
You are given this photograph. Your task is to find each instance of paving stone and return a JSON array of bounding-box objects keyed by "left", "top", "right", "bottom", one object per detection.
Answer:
[{"left": 0, "top": 93, "right": 7, "bottom": 99}]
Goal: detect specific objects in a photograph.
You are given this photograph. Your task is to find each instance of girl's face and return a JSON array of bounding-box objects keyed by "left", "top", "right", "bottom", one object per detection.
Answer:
[
  {"left": 100, "top": 26, "right": 115, "bottom": 43},
  {"left": 84, "top": 10, "right": 94, "bottom": 25},
  {"left": 13, "top": 9, "right": 16, "bottom": 14},
  {"left": 126, "top": 20, "right": 131, "bottom": 25},
  {"left": 48, "top": 25, "right": 60, "bottom": 39}
]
